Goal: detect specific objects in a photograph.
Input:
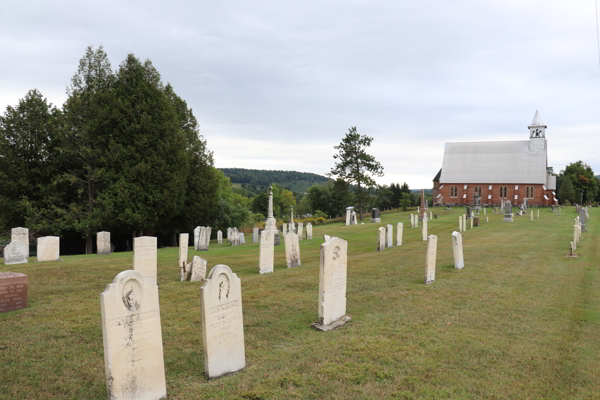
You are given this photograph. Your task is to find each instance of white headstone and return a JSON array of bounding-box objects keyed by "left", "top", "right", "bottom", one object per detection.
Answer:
[
  {"left": 573, "top": 225, "right": 578, "bottom": 250},
  {"left": 283, "top": 224, "right": 288, "bottom": 236},
  {"left": 396, "top": 222, "right": 403, "bottom": 246},
  {"left": 422, "top": 217, "right": 428, "bottom": 241},
  {"left": 3, "top": 241, "right": 28, "bottom": 265},
  {"left": 451, "top": 231, "right": 464, "bottom": 269},
  {"left": 345, "top": 207, "right": 352, "bottom": 226},
  {"left": 297, "top": 223, "right": 304, "bottom": 240},
  {"left": 97, "top": 231, "right": 111, "bottom": 255},
  {"left": 486, "top": 217, "right": 489, "bottom": 223},
  {"left": 194, "top": 226, "right": 201, "bottom": 249},
  {"left": 100, "top": 270, "right": 167, "bottom": 400},
  {"left": 133, "top": 236, "right": 157, "bottom": 280},
  {"left": 424, "top": 235, "right": 437, "bottom": 285},
  {"left": 323, "top": 234, "right": 331, "bottom": 242},
  {"left": 386, "top": 224, "right": 393, "bottom": 247},
  {"left": 231, "top": 228, "right": 239, "bottom": 246},
  {"left": 179, "top": 233, "right": 189, "bottom": 271},
  {"left": 306, "top": 223, "right": 313, "bottom": 240},
  {"left": 284, "top": 231, "right": 301, "bottom": 268},
  {"left": 313, "top": 237, "right": 350, "bottom": 330},
  {"left": 351, "top": 211, "right": 357, "bottom": 225},
  {"left": 259, "top": 230, "right": 274, "bottom": 274},
  {"left": 430, "top": 211, "right": 433, "bottom": 220},
  {"left": 11, "top": 227, "right": 28, "bottom": 249},
  {"left": 189, "top": 256, "right": 207, "bottom": 282},
  {"left": 530, "top": 211, "right": 533, "bottom": 221},
  {"left": 239, "top": 233, "right": 245, "bottom": 244},
  {"left": 200, "top": 264, "right": 245, "bottom": 379},
  {"left": 377, "top": 227, "right": 385, "bottom": 251},
  {"left": 226, "top": 227, "right": 232, "bottom": 243},
  {"left": 410, "top": 214, "right": 414, "bottom": 228},
  {"left": 217, "top": 230, "right": 223, "bottom": 244},
  {"left": 470, "top": 216, "right": 473, "bottom": 229},
  {"left": 459, "top": 216, "right": 463, "bottom": 232},
  {"left": 37, "top": 236, "right": 60, "bottom": 262},
  {"left": 252, "top": 228, "right": 259, "bottom": 243},
  {"left": 414, "top": 215, "right": 418, "bottom": 228},
  {"left": 537, "top": 209, "right": 539, "bottom": 219}
]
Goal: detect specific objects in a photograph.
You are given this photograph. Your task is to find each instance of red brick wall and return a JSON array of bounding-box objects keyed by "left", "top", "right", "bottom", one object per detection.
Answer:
[{"left": 436, "top": 183, "right": 555, "bottom": 206}]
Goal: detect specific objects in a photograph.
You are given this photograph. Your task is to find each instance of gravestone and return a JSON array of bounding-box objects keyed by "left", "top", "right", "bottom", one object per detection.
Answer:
[
  {"left": 323, "top": 234, "right": 331, "bottom": 242},
  {"left": 466, "top": 207, "right": 472, "bottom": 219},
  {"left": 259, "top": 230, "right": 274, "bottom": 274},
  {"left": 558, "top": 207, "right": 561, "bottom": 216},
  {"left": 371, "top": 208, "right": 381, "bottom": 223},
  {"left": 424, "top": 235, "right": 437, "bottom": 285},
  {"left": 194, "top": 226, "right": 201, "bottom": 249},
  {"left": 306, "top": 223, "right": 313, "bottom": 240},
  {"left": 133, "top": 236, "right": 157, "bottom": 280},
  {"left": 419, "top": 189, "right": 426, "bottom": 220},
  {"left": 298, "top": 223, "right": 304, "bottom": 240},
  {"left": 0, "top": 272, "right": 28, "bottom": 313},
  {"left": 386, "top": 224, "right": 393, "bottom": 247},
  {"left": 463, "top": 215, "right": 467, "bottom": 230},
  {"left": 422, "top": 217, "right": 428, "bottom": 241},
  {"left": 396, "top": 222, "right": 403, "bottom": 246},
  {"left": 470, "top": 217, "right": 473, "bottom": 229},
  {"left": 37, "top": 236, "right": 60, "bottom": 262},
  {"left": 179, "top": 233, "right": 189, "bottom": 272},
  {"left": 377, "top": 227, "right": 386, "bottom": 251},
  {"left": 282, "top": 224, "right": 287, "bottom": 236},
  {"left": 486, "top": 217, "right": 489, "bottom": 223},
  {"left": 504, "top": 201, "right": 513, "bottom": 222},
  {"left": 312, "top": 237, "right": 350, "bottom": 331},
  {"left": 227, "top": 227, "right": 232, "bottom": 243},
  {"left": 410, "top": 214, "right": 414, "bottom": 228},
  {"left": 459, "top": 216, "right": 463, "bottom": 232},
  {"left": 3, "top": 241, "right": 28, "bottom": 265},
  {"left": 239, "top": 233, "right": 245, "bottom": 244},
  {"left": 484, "top": 207, "right": 487, "bottom": 215},
  {"left": 200, "top": 264, "right": 245, "bottom": 379},
  {"left": 580, "top": 209, "right": 588, "bottom": 232},
  {"left": 189, "top": 256, "right": 207, "bottom": 282},
  {"left": 252, "top": 228, "right": 259, "bottom": 243},
  {"left": 284, "top": 232, "right": 301, "bottom": 268},
  {"left": 473, "top": 217, "right": 479, "bottom": 226},
  {"left": 414, "top": 215, "right": 419, "bottom": 228},
  {"left": 264, "top": 185, "right": 278, "bottom": 232},
  {"left": 100, "top": 270, "right": 167, "bottom": 400},
  {"left": 573, "top": 225, "right": 578, "bottom": 250},
  {"left": 97, "top": 231, "right": 111, "bottom": 255},
  {"left": 231, "top": 228, "right": 239, "bottom": 246},
  {"left": 351, "top": 211, "right": 357, "bottom": 225},
  {"left": 11, "top": 227, "right": 29, "bottom": 249},
  {"left": 430, "top": 211, "right": 433, "bottom": 220},
  {"left": 452, "top": 231, "right": 464, "bottom": 269},
  {"left": 198, "top": 227, "right": 210, "bottom": 251},
  {"left": 217, "top": 230, "right": 223, "bottom": 244},
  {"left": 345, "top": 207, "right": 353, "bottom": 226}
]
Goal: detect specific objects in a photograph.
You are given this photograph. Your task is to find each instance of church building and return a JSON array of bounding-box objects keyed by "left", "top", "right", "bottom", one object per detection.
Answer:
[{"left": 432, "top": 111, "right": 557, "bottom": 207}]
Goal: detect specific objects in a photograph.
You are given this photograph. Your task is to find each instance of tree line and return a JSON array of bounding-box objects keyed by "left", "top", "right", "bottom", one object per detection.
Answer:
[
  {"left": 555, "top": 162, "right": 599, "bottom": 205},
  {"left": 0, "top": 46, "right": 252, "bottom": 253}
]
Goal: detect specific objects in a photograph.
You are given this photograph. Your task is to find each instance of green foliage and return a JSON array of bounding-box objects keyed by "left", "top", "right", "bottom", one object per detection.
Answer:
[
  {"left": 559, "top": 176, "right": 575, "bottom": 205},
  {"left": 220, "top": 168, "right": 330, "bottom": 193},
  {"left": 329, "top": 127, "right": 384, "bottom": 220},
  {"left": 561, "top": 161, "right": 598, "bottom": 204}
]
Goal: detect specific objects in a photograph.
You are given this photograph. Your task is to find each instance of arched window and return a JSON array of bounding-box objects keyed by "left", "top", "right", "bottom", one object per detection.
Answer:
[
  {"left": 474, "top": 186, "right": 482, "bottom": 197},
  {"left": 500, "top": 186, "right": 508, "bottom": 198},
  {"left": 450, "top": 186, "right": 458, "bottom": 197},
  {"left": 526, "top": 186, "right": 534, "bottom": 198}
]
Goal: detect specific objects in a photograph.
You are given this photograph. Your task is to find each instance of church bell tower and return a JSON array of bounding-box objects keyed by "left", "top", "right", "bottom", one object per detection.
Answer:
[{"left": 528, "top": 110, "right": 546, "bottom": 152}]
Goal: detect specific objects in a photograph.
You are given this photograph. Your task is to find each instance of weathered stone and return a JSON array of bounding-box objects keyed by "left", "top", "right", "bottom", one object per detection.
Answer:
[
  {"left": 194, "top": 226, "right": 201, "bottom": 249},
  {"left": 459, "top": 216, "right": 462, "bottom": 232},
  {"left": 396, "top": 223, "right": 403, "bottom": 246},
  {"left": 227, "top": 227, "right": 232, "bottom": 243},
  {"left": 452, "top": 231, "right": 464, "bottom": 269},
  {"left": 306, "top": 223, "right": 313, "bottom": 240},
  {"left": 11, "top": 227, "right": 28, "bottom": 249},
  {"left": 97, "top": 231, "right": 111, "bottom": 255},
  {"left": 239, "top": 233, "right": 245, "bottom": 244},
  {"left": 190, "top": 256, "right": 207, "bottom": 282},
  {"left": 424, "top": 235, "right": 437, "bottom": 284},
  {"left": 377, "top": 227, "right": 385, "bottom": 251},
  {"left": 386, "top": 224, "right": 393, "bottom": 247},
  {"left": 282, "top": 224, "right": 287, "bottom": 236},
  {"left": 200, "top": 264, "right": 245, "bottom": 379},
  {"left": 351, "top": 211, "right": 357, "bottom": 225},
  {"left": 198, "top": 227, "right": 211, "bottom": 251},
  {"left": 179, "top": 233, "right": 189, "bottom": 272},
  {"left": 323, "top": 234, "right": 331, "bottom": 242},
  {"left": 231, "top": 228, "right": 239, "bottom": 246},
  {"left": 252, "top": 228, "right": 259, "bottom": 243},
  {"left": 470, "top": 216, "right": 473, "bottom": 229},
  {"left": 0, "top": 272, "right": 27, "bottom": 313},
  {"left": 264, "top": 185, "right": 277, "bottom": 232},
  {"left": 530, "top": 211, "right": 533, "bottom": 221},
  {"left": 422, "top": 217, "right": 428, "bottom": 241},
  {"left": 133, "top": 236, "right": 157, "bottom": 280},
  {"left": 414, "top": 215, "right": 419, "bottom": 228},
  {"left": 37, "top": 236, "right": 60, "bottom": 262},
  {"left": 298, "top": 223, "right": 304, "bottom": 240},
  {"left": 100, "top": 270, "right": 167, "bottom": 400},
  {"left": 312, "top": 237, "right": 350, "bottom": 331},
  {"left": 274, "top": 233, "right": 280, "bottom": 246},
  {"left": 217, "top": 230, "right": 223, "bottom": 244},
  {"left": 345, "top": 207, "right": 353, "bottom": 226},
  {"left": 284, "top": 231, "right": 301, "bottom": 268},
  {"left": 3, "top": 241, "right": 28, "bottom": 265},
  {"left": 259, "top": 230, "right": 274, "bottom": 274},
  {"left": 573, "top": 224, "right": 578, "bottom": 250},
  {"left": 371, "top": 208, "right": 381, "bottom": 223}
]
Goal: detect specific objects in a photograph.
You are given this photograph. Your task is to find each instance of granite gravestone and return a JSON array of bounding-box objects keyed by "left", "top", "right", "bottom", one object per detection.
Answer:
[
  {"left": 396, "top": 222, "right": 403, "bottom": 246},
  {"left": 133, "top": 236, "right": 157, "bottom": 280},
  {"left": 217, "top": 230, "right": 223, "bottom": 244},
  {"left": 451, "top": 231, "right": 464, "bottom": 269},
  {"left": 100, "top": 270, "right": 167, "bottom": 400},
  {"left": 179, "top": 233, "right": 189, "bottom": 272},
  {"left": 3, "top": 241, "right": 28, "bottom": 265},
  {"left": 259, "top": 230, "right": 274, "bottom": 274},
  {"left": 424, "top": 235, "right": 437, "bottom": 285},
  {"left": 252, "top": 228, "right": 259, "bottom": 243},
  {"left": 189, "top": 256, "right": 207, "bottom": 282},
  {"left": 306, "top": 223, "right": 313, "bottom": 240},
  {"left": 312, "top": 237, "right": 350, "bottom": 331},
  {"left": 37, "top": 236, "right": 60, "bottom": 262},
  {"left": 422, "top": 217, "right": 428, "bottom": 241},
  {"left": 377, "top": 227, "right": 385, "bottom": 251},
  {"left": 284, "top": 232, "right": 301, "bottom": 268},
  {"left": 297, "top": 223, "right": 304, "bottom": 241},
  {"left": 97, "top": 231, "right": 111, "bottom": 255},
  {"left": 371, "top": 208, "right": 381, "bottom": 223},
  {"left": 239, "top": 233, "right": 245, "bottom": 245},
  {"left": 386, "top": 224, "right": 393, "bottom": 248},
  {"left": 0, "top": 272, "right": 28, "bottom": 313},
  {"left": 11, "top": 227, "right": 28, "bottom": 248},
  {"left": 200, "top": 264, "right": 245, "bottom": 379}
]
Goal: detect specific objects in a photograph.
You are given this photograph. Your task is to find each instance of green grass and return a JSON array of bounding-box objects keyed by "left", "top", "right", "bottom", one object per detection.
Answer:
[{"left": 1, "top": 207, "right": 599, "bottom": 399}]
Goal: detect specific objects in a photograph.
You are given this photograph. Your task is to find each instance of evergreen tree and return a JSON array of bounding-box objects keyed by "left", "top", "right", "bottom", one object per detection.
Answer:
[{"left": 558, "top": 176, "right": 575, "bottom": 205}]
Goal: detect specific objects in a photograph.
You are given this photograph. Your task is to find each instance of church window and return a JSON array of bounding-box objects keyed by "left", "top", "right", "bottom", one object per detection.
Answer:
[
  {"left": 526, "top": 186, "right": 534, "bottom": 198},
  {"left": 500, "top": 186, "right": 508, "bottom": 198},
  {"left": 450, "top": 186, "right": 458, "bottom": 197},
  {"left": 474, "top": 186, "right": 482, "bottom": 197}
]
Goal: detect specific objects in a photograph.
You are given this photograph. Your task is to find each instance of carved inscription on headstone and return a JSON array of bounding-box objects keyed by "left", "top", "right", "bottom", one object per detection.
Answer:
[
  {"left": 259, "top": 230, "right": 274, "bottom": 274},
  {"left": 100, "top": 270, "right": 167, "bottom": 400},
  {"left": 97, "top": 231, "right": 111, "bottom": 255},
  {"left": 190, "top": 256, "right": 207, "bottom": 282},
  {"left": 0, "top": 272, "right": 28, "bottom": 313},
  {"left": 11, "top": 227, "right": 28, "bottom": 248},
  {"left": 217, "top": 230, "right": 223, "bottom": 244},
  {"left": 37, "top": 236, "right": 60, "bottom": 262},
  {"left": 377, "top": 227, "right": 385, "bottom": 251},
  {"left": 133, "top": 236, "right": 157, "bottom": 280},
  {"left": 284, "top": 231, "right": 301, "bottom": 268},
  {"left": 3, "top": 241, "right": 28, "bottom": 265},
  {"left": 200, "top": 264, "right": 245, "bottom": 379}
]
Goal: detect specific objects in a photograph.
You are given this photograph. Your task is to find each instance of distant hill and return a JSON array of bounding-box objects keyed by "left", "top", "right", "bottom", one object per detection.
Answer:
[{"left": 219, "top": 168, "right": 331, "bottom": 193}]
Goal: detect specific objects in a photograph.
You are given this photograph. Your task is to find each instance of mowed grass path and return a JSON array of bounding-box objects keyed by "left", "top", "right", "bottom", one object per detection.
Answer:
[{"left": 1, "top": 208, "right": 600, "bottom": 399}]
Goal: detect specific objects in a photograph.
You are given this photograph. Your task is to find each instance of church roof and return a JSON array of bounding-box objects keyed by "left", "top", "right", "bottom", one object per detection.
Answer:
[{"left": 439, "top": 140, "right": 547, "bottom": 184}]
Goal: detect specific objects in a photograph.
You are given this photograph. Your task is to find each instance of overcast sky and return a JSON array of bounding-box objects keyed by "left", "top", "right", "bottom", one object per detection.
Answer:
[{"left": 2, "top": 1, "right": 599, "bottom": 188}]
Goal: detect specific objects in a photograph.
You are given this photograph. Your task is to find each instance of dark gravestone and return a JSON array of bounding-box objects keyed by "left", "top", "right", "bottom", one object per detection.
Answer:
[
  {"left": 466, "top": 207, "right": 472, "bottom": 219},
  {"left": 371, "top": 208, "right": 381, "bottom": 223},
  {"left": 473, "top": 217, "right": 480, "bottom": 226},
  {"left": 0, "top": 272, "right": 28, "bottom": 313}
]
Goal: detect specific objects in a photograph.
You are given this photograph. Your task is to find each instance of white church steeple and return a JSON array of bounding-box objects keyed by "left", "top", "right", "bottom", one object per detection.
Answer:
[{"left": 528, "top": 110, "right": 546, "bottom": 138}]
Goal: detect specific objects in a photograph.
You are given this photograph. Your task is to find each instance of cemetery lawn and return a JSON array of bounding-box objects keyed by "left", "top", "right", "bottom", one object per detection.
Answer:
[{"left": 2, "top": 208, "right": 600, "bottom": 399}]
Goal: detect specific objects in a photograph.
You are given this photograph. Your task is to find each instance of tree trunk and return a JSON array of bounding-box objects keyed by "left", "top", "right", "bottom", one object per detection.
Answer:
[
  {"left": 171, "top": 232, "right": 177, "bottom": 247},
  {"left": 358, "top": 182, "right": 363, "bottom": 220},
  {"left": 85, "top": 234, "right": 93, "bottom": 254}
]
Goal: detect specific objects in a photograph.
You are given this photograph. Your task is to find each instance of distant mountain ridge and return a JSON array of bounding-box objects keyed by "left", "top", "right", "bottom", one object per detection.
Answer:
[{"left": 219, "top": 168, "right": 331, "bottom": 192}]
